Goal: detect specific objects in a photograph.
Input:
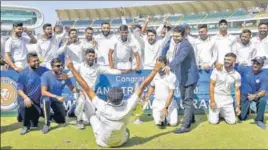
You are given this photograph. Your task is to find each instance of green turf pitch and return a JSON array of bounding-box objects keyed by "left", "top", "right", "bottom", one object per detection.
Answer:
[{"left": 1, "top": 114, "right": 268, "bottom": 149}]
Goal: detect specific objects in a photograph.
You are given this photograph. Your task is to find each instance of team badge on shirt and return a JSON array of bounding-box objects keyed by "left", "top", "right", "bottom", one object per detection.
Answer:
[
  {"left": 256, "top": 79, "right": 260, "bottom": 84},
  {"left": 0, "top": 77, "right": 18, "bottom": 111}
]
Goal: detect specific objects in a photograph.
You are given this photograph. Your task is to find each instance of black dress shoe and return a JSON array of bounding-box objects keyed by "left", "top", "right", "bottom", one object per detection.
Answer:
[
  {"left": 157, "top": 122, "right": 166, "bottom": 129},
  {"left": 173, "top": 127, "right": 190, "bottom": 134}
]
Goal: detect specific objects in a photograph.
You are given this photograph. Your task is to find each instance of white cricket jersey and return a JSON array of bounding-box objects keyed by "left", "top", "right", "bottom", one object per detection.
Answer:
[
  {"left": 232, "top": 40, "right": 256, "bottom": 66},
  {"left": 195, "top": 36, "right": 216, "bottom": 67},
  {"left": 77, "top": 62, "right": 121, "bottom": 90},
  {"left": 80, "top": 39, "right": 97, "bottom": 52},
  {"left": 36, "top": 32, "right": 66, "bottom": 67},
  {"left": 5, "top": 33, "right": 31, "bottom": 62},
  {"left": 166, "top": 38, "right": 177, "bottom": 63},
  {"left": 112, "top": 36, "right": 138, "bottom": 70},
  {"left": 150, "top": 72, "right": 178, "bottom": 110},
  {"left": 143, "top": 38, "right": 165, "bottom": 69},
  {"left": 92, "top": 93, "right": 139, "bottom": 147},
  {"left": 1, "top": 36, "right": 7, "bottom": 57},
  {"left": 95, "top": 34, "right": 116, "bottom": 66},
  {"left": 63, "top": 42, "right": 83, "bottom": 66},
  {"left": 212, "top": 33, "right": 237, "bottom": 64},
  {"left": 251, "top": 35, "right": 268, "bottom": 68},
  {"left": 210, "top": 67, "right": 241, "bottom": 106}
]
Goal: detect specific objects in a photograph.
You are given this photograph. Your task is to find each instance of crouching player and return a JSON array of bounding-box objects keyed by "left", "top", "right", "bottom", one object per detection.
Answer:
[{"left": 144, "top": 56, "right": 178, "bottom": 129}]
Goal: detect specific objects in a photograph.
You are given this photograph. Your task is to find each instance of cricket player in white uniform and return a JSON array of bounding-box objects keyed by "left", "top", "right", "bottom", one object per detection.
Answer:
[
  {"left": 212, "top": 19, "right": 237, "bottom": 69},
  {"left": 108, "top": 25, "right": 141, "bottom": 71},
  {"left": 5, "top": 23, "right": 37, "bottom": 71},
  {"left": 70, "top": 48, "right": 132, "bottom": 129},
  {"left": 209, "top": 52, "right": 241, "bottom": 124},
  {"left": 251, "top": 22, "right": 268, "bottom": 68},
  {"left": 66, "top": 56, "right": 164, "bottom": 148},
  {"left": 144, "top": 56, "right": 178, "bottom": 128}
]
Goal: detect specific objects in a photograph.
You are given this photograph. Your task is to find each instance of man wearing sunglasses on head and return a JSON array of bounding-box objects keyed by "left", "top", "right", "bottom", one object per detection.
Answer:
[
  {"left": 236, "top": 56, "right": 268, "bottom": 129},
  {"left": 40, "top": 58, "right": 77, "bottom": 134}
]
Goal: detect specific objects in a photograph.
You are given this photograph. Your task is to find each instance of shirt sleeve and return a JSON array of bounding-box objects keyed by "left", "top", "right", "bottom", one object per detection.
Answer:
[
  {"left": 210, "top": 69, "right": 217, "bottom": 81},
  {"left": 17, "top": 73, "right": 24, "bottom": 91},
  {"left": 167, "top": 74, "right": 176, "bottom": 90},
  {"left": 41, "top": 72, "right": 48, "bottom": 87},
  {"left": 21, "top": 32, "right": 31, "bottom": 44},
  {"left": 260, "top": 76, "right": 268, "bottom": 91},
  {"left": 126, "top": 93, "right": 140, "bottom": 110},
  {"left": 4, "top": 39, "right": 12, "bottom": 53},
  {"left": 92, "top": 96, "right": 106, "bottom": 111},
  {"left": 150, "top": 78, "right": 155, "bottom": 87},
  {"left": 65, "top": 78, "right": 73, "bottom": 87}
]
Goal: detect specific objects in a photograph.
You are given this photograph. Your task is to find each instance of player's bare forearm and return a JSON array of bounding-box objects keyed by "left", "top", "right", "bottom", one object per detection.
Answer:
[
  {"left": 135, "top": 52, "right": 141, "bottom": 68},
  {"left": 165, "top": 89, "right": 174, "bottom": 108},
  {"left": 68, "top": 64, "right": 96, "bottom": 100},
  {"left": 209, "top": 80, "right": 216, "bottom": 103},
  {"left": 41, "top": 86, "right": 58, "bottom": 98},
  {"left": 108, "top": 49, "right": 114, "bottom": 69},
  {"left": 18, "top": 90, "right": 29, "bottom": 100},
  {"left": 4, "top": 53, "right": 17, "bottom": 69},
  {"left": 137, "top": 70, "right": 158, "bottom": 97},
  {"left": 235, "top": 86, "right": 241, "bottom": 106},
  {"left": 145, "top": 86, "right": 155, "bottom": 101}
]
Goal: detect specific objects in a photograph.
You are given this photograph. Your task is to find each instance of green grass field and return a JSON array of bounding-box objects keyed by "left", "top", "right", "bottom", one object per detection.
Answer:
[{"left": 1, "top": 114, "right": 268, "bottom": 149}]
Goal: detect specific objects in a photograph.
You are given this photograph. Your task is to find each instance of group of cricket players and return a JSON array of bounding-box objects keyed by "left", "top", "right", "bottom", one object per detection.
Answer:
[{"left": 0, "top": 15, "right": 267, "bottom": 147}]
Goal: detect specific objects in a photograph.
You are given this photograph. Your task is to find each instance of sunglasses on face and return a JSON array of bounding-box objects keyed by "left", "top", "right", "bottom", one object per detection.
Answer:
[{"left": 53, "top": 64, "right": 63, "bottom": 68}]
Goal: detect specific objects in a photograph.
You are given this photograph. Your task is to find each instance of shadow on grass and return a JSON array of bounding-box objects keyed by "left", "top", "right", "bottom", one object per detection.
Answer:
[
  {"left": 121, "top": 130, "right": 173, "bottom": 148},
  {"left": 0, "top": 122, "right": 21, "bottom": 134},
  {"left": 1, "top": 146, "right": 12, "bottom": 150}
]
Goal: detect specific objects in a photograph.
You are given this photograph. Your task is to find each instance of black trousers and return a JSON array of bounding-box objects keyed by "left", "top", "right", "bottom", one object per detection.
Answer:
[
  {"left": 18, "top": 99, "right": 41, "bottom": 127},
  {"left": 42, "top": 97, "right": 66, "bottom": 126}
]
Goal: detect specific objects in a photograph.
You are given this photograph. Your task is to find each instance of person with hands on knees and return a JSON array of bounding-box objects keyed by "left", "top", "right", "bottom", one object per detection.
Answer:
[
  {"left": 143, "top": 56, "right": 178, "bottom": 129},
  {"left": 209, "top": 53, "right": 241, "bottom": 125},
  {"left": 40, "top": 58, "right": 77, "bottom": 134},
  {"left": 66, "top": 56, "right": 163, "bottom": 148},
  {"left": 236, "top": 56, "right": 268, "bottom": 129}
]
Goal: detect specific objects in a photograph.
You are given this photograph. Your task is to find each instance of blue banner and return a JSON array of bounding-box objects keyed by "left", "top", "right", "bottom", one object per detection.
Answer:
[{"left": 1, "top": 69, "right": 268, "bottom": 115}]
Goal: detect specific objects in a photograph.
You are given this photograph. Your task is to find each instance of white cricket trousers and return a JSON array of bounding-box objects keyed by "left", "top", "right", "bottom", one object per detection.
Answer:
[
  {"left": 209, "top": 95, "right": 236, "bottom": 125},
  {"left": 152, "top": 106, "right": 178, "bottom": 126}
]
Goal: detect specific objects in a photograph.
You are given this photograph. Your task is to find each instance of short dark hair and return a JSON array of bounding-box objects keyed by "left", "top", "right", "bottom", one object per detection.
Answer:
[
  {"left": 241, "top": 29, "right": 251, "bottom": 35},
  {"left": 107, "top": 87, "right": 124, "bottom": 105},
  {"left": 43, "top": 23, "right": 52, "bottom": 30},
  {"left": 225, "top": 52, "right": 237, "bottom": 59},
  {"left": 258, "top": 21, "right": 268, "bottom": 27},
  {"left": 85, "top": 48, "right": 95, "bottom": 55},
  {"left": 119, "top": 25, "right": 128, "bottom": 31},
  {"left": 13, "top": 22, "right": 23, "bottom": 28},
  {"left": 147, "top": 29, "right": 156, "bottom": 35},
  {"left": 135, "top": 24, "right": 142, "bottom": 30},
  {"left": 173, "top": 25, "right": 185, "bottom": 36},
  {"left": 158, "top": 56, "right": 168, "bottom": 65},
  {"left": 53, "top": 25, "right": 63, "bottom": 32},
  {"left": 68, "top": 28, "right": 77, "bottom": 35},
  {"left": 101, "top": 22, "right": 110, "bottom": 26},
  {"left": 163, "top": 25, "right": 172, "bottom": 31},
  {"left": 219, "top": 19, "right": 228, "bottom": 25},
  {"left": 85, "top": 27, "right": 93, "bottom": 32},
  {"left": 50, "top": 58, "right": 62, "bottom": 67},
  {"left": 27, "top": 53, "right": 38, "bottom": 62},
  {"left": 198, "top": 24, "right": 207, "bottom": 30}
]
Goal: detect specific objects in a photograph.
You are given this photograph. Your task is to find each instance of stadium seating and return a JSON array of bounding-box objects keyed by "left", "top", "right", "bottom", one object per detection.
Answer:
[
  {"left": 61, "top": 20, "right": 74, "bottom": 26},
  {"left": 93, "top": 19, "right": 111, "bottom": 27},
  {"left": 182, "top": 14, "right": 205, "bottom": 23},
  {"left": 111, "top": 18, "right": 122, "bottom": 25},
  {"left": 169, "top": 16, "right": 181, "bottom": 23},
  {"left": 228, "top": 9, "right": 254, "bottom": 20},
  {"left": 204, "top": 11, "right": 232, "bottom": 22},
  {"left": 75, "top": 20, "right": 91, "bottom": 27}
]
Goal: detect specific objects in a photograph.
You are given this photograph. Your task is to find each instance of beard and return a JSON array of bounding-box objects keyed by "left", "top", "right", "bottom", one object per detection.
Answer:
[
  {"left": 259, "top": 31, "right": 267, "bottom": 36},
  {"left": 121, "top": 35, "right": 128, "bottom": 42},
  {"left": 16, "top": 32, "right": 22, "bottom": 37},
  {"left": 102, "top": 31, "right": 110, "bottom": 37},
  {"left": 87, "top": 60, "right": 94, "bottom": 66},
  {"left": 30, "top": 65, "right": 39, "bottom": 70}
]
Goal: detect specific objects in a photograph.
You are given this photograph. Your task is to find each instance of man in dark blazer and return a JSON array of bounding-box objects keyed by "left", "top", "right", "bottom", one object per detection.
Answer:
[{"left": 163, "top": 25, "right": 199, "bottom": 133}]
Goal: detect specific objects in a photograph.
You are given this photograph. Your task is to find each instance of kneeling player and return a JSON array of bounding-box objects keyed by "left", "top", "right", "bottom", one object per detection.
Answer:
[{"left": 144, "top": 56, "right": 178, "bottom": 128}]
